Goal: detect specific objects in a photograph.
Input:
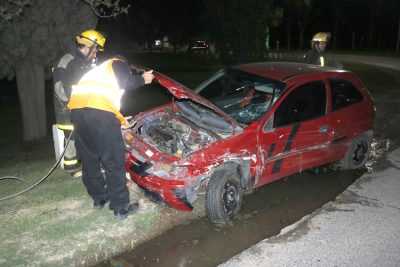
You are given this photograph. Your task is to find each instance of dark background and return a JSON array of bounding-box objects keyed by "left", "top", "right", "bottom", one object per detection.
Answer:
[{"left": 2, "top": 0, "right": 400, "bottom": 121}]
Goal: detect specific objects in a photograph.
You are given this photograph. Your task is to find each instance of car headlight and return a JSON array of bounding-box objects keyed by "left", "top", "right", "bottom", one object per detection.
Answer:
[{"left": 146, "top": 163, "right": 189, "bottom": 179}]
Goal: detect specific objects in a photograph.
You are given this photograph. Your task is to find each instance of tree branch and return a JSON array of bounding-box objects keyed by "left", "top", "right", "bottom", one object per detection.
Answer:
[
  {"left": 0, "top": 0, "right": 130, "bottom": 22},
  {"left": 82, "top": 0, "right": 130, "bottom": 18},
  {"left": 0, "top": 0, "right": 31, "bottom": 21}
]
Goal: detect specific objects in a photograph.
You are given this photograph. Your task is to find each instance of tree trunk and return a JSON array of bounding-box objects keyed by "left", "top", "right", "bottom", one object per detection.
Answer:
[
  {"left": 286, "top": 19, "right": 291, "bottom": 50},
  {"left": 396, "top": 16, "right": 400, "bottom": 53},
  {"left": 15, "top": 60, "right": 47, "bottom": 141},
  {"left": 298, "top": 25, "right": 304, "bottom": 50},
  {"left": 333, "top": 18, "right": 339, "bottom": 50}
]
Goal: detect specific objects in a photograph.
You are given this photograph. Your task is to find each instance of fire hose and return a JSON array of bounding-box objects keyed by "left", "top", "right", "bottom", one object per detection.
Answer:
[{"left": 0, "top": 132, "right": 73, "bottom": 201}]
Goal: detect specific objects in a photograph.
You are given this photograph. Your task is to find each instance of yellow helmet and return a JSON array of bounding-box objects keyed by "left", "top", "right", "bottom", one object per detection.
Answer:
[
  {"left": 76, "top": 30, "right": 106, "bottom": 51},
  {"left": 312, "top": 32, "right": 331, "bottom": 43}
]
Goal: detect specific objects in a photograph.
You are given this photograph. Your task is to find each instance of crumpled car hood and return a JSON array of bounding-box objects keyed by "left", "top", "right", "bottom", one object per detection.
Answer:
[{"left": 154, "top": 72, "right": 239, "bottom": 128}]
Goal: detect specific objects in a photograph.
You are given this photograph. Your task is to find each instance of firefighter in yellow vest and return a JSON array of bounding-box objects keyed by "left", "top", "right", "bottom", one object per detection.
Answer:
[
  {"left": 52, "top": 29, "right": 106, "bottom": 177},
  {"left": 304, "top": 32, "right": 331, "bottom": 67},
  {"left": 68, "top": 56, "right": 154, "bottom": 219}
]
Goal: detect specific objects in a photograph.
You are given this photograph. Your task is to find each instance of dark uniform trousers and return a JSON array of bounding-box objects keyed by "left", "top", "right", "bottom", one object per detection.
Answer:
[{"left": 71, "top": 108, "right": 129, "bottom": 210}]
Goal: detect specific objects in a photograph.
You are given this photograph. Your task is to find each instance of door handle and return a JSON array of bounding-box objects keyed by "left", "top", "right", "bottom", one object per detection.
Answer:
[{"left": 319, "top": 125, "right": 329, "bottom": 133}]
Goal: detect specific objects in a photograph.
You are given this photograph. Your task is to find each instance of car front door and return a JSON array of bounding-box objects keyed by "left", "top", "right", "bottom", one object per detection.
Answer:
[{"left": 256, "top": 80, "right": 332, "bottom": 187}]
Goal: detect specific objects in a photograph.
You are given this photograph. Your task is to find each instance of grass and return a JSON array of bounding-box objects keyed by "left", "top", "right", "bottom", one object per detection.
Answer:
[{"left": 0, "top": 160, "right": 163, "bottom": 266}]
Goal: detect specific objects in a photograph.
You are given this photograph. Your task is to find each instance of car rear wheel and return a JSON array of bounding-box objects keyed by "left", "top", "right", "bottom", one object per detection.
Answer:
[
  {"left": 206, "top": 166, "right": 243, "bottom": 224},
  {"left": 339, "top": 133, "right": 371, "bottom": 170}
]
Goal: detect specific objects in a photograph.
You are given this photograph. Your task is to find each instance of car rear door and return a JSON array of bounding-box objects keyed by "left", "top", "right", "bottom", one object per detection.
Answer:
[
  {"left": 325, "top": 76, "right": 369, "bottom": 161},
  {"left": 256, "top": 80, "right": 333, "bottom": 187}
]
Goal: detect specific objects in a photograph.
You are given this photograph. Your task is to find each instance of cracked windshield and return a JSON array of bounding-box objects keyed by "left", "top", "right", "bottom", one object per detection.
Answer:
[{"left": 196, "top": 69, "right": 286, "bottom": 124}]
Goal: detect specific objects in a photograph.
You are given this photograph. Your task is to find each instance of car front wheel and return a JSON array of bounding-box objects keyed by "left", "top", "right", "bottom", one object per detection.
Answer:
[{"left": 206, "top": 166, "right": 243, "bottom": 224}]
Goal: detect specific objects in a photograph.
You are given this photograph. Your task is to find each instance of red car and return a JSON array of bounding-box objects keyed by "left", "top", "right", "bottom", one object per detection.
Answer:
[{"left": 123, "top": 62, "right": 375, "bottom": 224}]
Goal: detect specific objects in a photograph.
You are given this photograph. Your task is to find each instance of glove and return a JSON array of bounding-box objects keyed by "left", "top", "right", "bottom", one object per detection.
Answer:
[{"left": 121, "top": 116, "right": 136, "bottom": 130}]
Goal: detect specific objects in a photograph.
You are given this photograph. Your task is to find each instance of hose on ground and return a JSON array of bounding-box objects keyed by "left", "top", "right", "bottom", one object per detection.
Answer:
[
  {"left": 0, "top": 176, "right": 25, "bottom": 182},
  {"left": 0, "top": 132, "right": 72, "bottom": 201}
]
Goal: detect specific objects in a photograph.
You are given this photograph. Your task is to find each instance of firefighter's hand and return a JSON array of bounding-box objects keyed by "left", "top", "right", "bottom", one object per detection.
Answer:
[
  {"left": 121, "top": 116, "right": 135, "bottom": 130},
  {"left": 142, "top": 70, "right": 154, "bottom": 84}
]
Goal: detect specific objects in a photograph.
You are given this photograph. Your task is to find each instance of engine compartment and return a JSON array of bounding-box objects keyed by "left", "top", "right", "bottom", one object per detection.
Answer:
[{"left": 135, "top": 111, "right": 220, "bottom": 157}]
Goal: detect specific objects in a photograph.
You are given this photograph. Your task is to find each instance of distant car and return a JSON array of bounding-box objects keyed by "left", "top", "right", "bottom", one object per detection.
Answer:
[
  {"left": 187, "top": 40, "right": 209, "bottom": 54},
  {"left": 123, "top": 62, "right": 375, "bottom": 224}
]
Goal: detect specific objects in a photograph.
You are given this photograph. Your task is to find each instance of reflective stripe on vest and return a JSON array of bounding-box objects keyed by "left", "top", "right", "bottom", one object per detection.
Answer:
[
  {"left": 56, "top": 124, "right": 74, "bottom": 131},
  {"left": 64, "top": 159, "right": 78, "bottom": 166},
  {"left": 320, "top": 56, "right": 325, "bottom": 67},
  {"left": 68, "top": 59, "right": 126, "bottom": 125}
]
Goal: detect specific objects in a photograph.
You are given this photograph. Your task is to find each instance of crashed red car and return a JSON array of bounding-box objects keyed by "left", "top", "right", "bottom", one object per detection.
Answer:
[{"left": 123, "top": 62, "right": 375, "bottom": 224}]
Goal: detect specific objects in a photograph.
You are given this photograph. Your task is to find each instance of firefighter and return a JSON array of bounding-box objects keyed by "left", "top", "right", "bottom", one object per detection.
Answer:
[
  {"left": 52, "top": 29, "right": 106, "bottom": 178},
  {"left": 304, "top": 32, "right": 331, "bottom": 67},
  {"left": 68, "top": 56, "right": 154, "bottom": 219}
]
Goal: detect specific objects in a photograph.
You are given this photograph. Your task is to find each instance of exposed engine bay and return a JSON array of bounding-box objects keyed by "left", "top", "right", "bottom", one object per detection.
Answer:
[{"left": 135, "top": 110, "right": 221, "bottom": 157}]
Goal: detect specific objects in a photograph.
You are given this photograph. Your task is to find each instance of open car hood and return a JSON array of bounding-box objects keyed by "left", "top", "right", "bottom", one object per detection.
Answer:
[{"left": 154, "top": 71, "right": 239, "bottom": 128}]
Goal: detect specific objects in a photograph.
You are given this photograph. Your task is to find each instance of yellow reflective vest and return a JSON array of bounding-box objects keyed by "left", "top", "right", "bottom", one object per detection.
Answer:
[{"left": 68, "top": 58, "right": 126, "bottom": 125}]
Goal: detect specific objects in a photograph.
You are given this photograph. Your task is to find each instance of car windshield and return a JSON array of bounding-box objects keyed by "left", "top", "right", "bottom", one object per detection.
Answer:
[{"left": 196, "top": 68, "right": 286, "bottom": 124}]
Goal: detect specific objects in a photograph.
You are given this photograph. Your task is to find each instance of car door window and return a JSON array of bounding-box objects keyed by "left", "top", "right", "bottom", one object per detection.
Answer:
[
  {"left": 330, "top": 78, "right": 363, "bottom": 111},
  {"left": 274, "top": 81, "right": 326, "bottom": 128}
]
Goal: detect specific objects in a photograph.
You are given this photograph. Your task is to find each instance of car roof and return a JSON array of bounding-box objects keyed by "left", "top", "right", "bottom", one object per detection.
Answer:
[{"left": 235, "top": 62, "right": 349, "bottom": 82}]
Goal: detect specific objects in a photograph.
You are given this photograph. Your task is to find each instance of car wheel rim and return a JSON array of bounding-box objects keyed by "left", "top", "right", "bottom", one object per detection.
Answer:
[
  {"left": 352, "top": 140, "right": 368, "bottom": 165},
  {"left": 222, "top": 181, "right": 239, "bottom": 216}
]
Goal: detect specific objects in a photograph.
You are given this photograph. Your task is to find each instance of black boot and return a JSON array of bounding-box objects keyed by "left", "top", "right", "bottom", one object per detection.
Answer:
[
  {"left": 93, "top": 199, "right": 109, "bottom": 209},
  {"left": 113, "top": 202, "right": 139, "bottom": 220}
]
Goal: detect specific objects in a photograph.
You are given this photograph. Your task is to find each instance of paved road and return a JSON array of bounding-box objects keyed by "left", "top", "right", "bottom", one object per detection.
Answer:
[
  {"left": 220, "top": 148, "right": 400, "bottom": 267},
  {"left": 265, "top": 52, "right": 400, "bottom": 72},
  {"left": 221, "top": 56, "right": 400, "bottom": 267},
  {"left": 335, "top": 54, "right": 400, "bottom": 71}
]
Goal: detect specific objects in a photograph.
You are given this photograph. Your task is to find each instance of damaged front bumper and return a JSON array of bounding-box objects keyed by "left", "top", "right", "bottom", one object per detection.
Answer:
[{"left": 125, "top": 154, "right": 195, "bottom": 211}]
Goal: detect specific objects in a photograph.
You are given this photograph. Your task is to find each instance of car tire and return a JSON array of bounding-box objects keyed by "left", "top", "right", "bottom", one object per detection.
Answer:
[
  {"left": 206, "top": 165, "right": 243, "bottom": 224},
  {"left": 339, "top": 133, "right": 371, "bottom": 170}
]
